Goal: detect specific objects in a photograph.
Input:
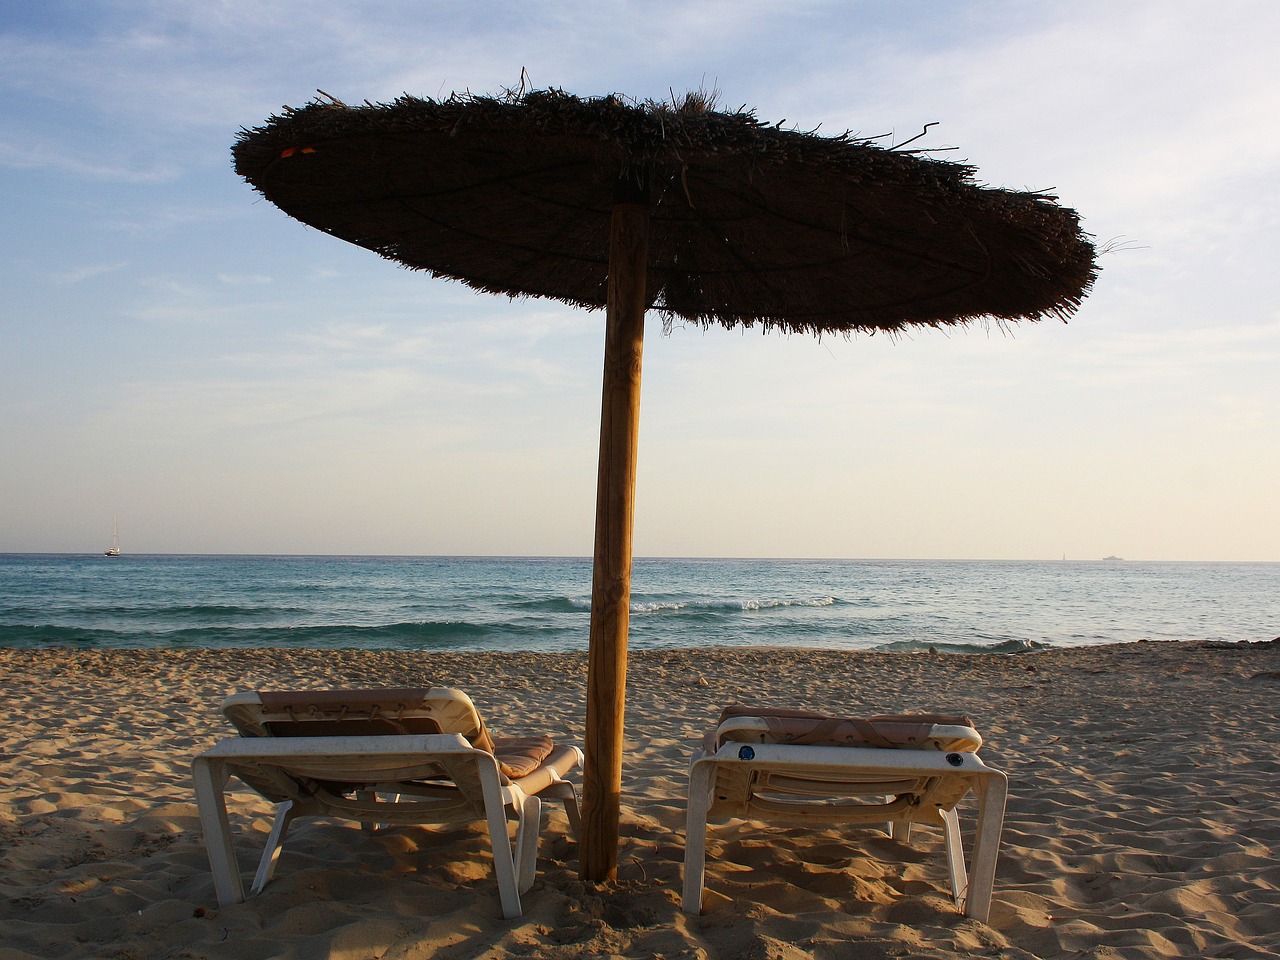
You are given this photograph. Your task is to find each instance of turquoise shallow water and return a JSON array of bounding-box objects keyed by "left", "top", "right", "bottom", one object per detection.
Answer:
[{"left": 1, "top": 554, "right": 1276, "bottom": 652}]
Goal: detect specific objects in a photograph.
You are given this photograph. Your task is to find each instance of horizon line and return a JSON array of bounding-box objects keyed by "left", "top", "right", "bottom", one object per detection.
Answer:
[{"left": 3, "top": 552, "right": 1277, "bottom": 564}]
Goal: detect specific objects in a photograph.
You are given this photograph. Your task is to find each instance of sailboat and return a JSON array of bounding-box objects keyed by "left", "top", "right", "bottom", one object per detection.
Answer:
[{"left": 105, "top": 515, "right": 121, "bottom": 557}]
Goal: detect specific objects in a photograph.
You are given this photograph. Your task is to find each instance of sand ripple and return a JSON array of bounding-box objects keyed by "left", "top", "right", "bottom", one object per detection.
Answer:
[{"left": 1, "top": 641, "right": 1278, "bottom": 959}]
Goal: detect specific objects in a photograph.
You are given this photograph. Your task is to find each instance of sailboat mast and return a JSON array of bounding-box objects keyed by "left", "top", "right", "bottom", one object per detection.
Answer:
[{"left": 105, "top": 513, "right": 121, "bottom": 556}]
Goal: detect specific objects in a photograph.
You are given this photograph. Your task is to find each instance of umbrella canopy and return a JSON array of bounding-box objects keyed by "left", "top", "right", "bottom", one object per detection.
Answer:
[
  {"left": 233, "top": 88, "right": 1095, "bottom": 333},
  {"left": 232, "top": 86, "right": 1097, "bottom": 882}
]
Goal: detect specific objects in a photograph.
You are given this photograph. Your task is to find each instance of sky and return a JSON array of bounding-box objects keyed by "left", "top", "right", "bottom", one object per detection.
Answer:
[{"left": 2, "top": 1, "right": 1278, "bottom": 561}]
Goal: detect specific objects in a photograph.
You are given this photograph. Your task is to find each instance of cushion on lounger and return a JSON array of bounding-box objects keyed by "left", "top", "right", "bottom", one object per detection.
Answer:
[{"left": 491, "top": 735, "right": 557, "bottom": 779}]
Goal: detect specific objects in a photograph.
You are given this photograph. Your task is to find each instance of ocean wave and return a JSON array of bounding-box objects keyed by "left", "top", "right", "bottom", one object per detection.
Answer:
[
  {"left": 124, "top": 603, "right": 309, "bottom": 620},
  {"left": 742, "top": 596, "right": 838, "bottom": 612},
  {"left": 630, "top": 596, "right": 840, "bottom": 615},
  {"left": 0, "top": 625, "right": 124, "bottom": 647},
  {"left": 508, "top": 597, "right": 587, "bottom": 614},
  {"left": 0, "top": 619, "right": 548, "bottom": 651},
  {"left": 547, "top": 595, "right": 843, "bottom": 615},
  {"left": 3, "top": 603, "right": 309, "bottom": 622},
  {"left": 0, "top": 620, "right": 1049, "bottom": 655},
  {"left": 870, "top": 637, "right": 1049, "bottom": 655}
]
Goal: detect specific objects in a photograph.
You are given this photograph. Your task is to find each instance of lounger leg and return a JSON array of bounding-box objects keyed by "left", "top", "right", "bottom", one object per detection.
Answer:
[
  {"left": 545, "top": 780, "right": 583, "bottom": 840},
  {"left": 885, "top": 794, "right": 911, "bottom": 841},
  {"left": 251, "top": 800, "right": 297, "bottom": 895},
  {"left": 356, "top": 790, "right": 404, "bottom": 832},
  {"left": 192, "top": 755, "right": 245, "bottom": 907},
  {"left": 963, "top": 771, "right": 1008, "bottom": 923},
  {"left": 940, "top": 806, "right": 968, "bottom": 912},
  {"left": 682, "top": 760, "right": 715, "bottom": 914},
  {"left": 477, "top": 763, "right": 523, "bottom": 919},
  {"left": 515, "top": 794, "right": 543, "bottom": 894},
  {"left": 357, "top": 790, "right": 377, "bottom": 833}
]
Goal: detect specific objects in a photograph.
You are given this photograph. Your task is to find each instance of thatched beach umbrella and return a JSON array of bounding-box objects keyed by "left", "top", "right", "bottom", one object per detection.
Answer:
[{"left": 232, "top": 86, "right": 1097, "bottom": 882}]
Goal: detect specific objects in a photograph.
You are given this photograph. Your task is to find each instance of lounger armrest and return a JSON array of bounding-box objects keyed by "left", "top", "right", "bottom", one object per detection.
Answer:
[{"left": 927, "top": 724, "right": 985, "bottom": 751}]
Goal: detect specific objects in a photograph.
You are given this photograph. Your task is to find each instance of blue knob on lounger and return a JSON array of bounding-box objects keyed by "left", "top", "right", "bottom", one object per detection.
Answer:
[
  {"left": 947, "top": 753, "right": 963, "bottom": 766},
  {"left": 738, "top": 745, "right": 755, "bottom": 760}
]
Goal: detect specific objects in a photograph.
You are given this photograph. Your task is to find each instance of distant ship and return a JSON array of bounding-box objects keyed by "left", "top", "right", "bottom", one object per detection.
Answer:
[
  {"left": 1102, "top": 554, "right": 1123, "bottom": 561},
  {"left": 105, "top": 515, "right": 121, "bottom": 557}
]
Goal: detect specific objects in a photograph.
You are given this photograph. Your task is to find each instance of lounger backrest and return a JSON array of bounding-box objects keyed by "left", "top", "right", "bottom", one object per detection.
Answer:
[
  {"left": 223, "top": 686, "right": 495, "bottom": 747},
  {"left": 711, "top": 705, "right": 982, "bottom": 753},
  {"left": 221, "top": 686, "right": 552, "bottom": 779}
]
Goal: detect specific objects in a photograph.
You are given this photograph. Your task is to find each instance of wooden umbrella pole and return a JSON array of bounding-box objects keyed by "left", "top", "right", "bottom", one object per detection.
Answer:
[{"left": 581, "top": 194, "right": 650, "bottom": 882}]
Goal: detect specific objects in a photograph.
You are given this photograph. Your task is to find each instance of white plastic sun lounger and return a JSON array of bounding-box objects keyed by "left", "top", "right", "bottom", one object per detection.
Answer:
[
  {"left": 683, "top": 707, "right": 1008, "bottom": 922},
  {"left": 192, "top": 686, "right": 582, "bottom": 919}
]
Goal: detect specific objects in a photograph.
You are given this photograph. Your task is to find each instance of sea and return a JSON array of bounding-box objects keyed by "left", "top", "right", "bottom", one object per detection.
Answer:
[{"left": 2, "top": 554, "right": 1276, "bottom": 654}]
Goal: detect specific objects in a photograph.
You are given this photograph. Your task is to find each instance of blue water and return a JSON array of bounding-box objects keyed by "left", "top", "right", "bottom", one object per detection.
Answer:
[{"left": 1, "top": 554, "right": 1276, "bottom": 653}]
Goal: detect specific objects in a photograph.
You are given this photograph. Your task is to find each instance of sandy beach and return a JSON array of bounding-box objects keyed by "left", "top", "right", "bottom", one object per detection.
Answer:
[{"left": 1, "top": 641, "right": 1277, "bottom": 959}]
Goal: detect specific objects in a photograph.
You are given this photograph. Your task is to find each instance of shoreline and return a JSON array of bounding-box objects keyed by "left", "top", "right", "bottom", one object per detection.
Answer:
[{"left": 2, "top": 641, "right": 1278, "bottom": 959}]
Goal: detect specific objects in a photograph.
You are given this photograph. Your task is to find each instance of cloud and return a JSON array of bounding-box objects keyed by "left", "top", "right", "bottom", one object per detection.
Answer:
[
  {"left": 0, "top": 133, "right": 183, "bottom": 181},
  {"left": 49, "top": 261, "right": 130, "bottom": 284},
  {"left": 1062, "top": 321, "right": 1280, "bottom": 384},
  {"left": 216, "top": 272, "right": 273, "bottom": 285}
]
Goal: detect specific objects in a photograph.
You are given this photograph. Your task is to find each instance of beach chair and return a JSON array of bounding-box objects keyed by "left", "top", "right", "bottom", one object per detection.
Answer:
[
  {"left": 192, "top": 687, "right": 582, "bottom": 919},
  {"left": 682, "top": 706, "right": 1008, "bottom": 922}
]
